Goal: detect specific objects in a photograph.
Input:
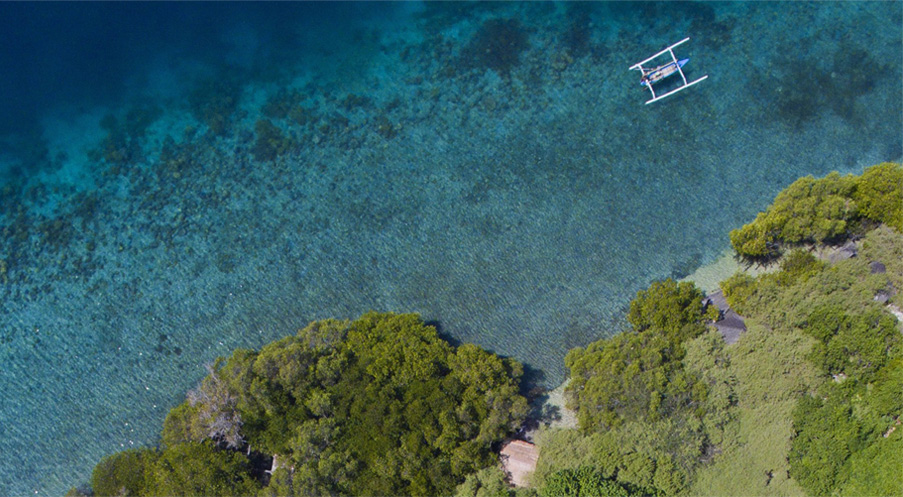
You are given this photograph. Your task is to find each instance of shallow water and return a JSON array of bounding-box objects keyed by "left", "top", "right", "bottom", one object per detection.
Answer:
[{"left": 0, "top": 2, "right": 900, "bottom": 494}]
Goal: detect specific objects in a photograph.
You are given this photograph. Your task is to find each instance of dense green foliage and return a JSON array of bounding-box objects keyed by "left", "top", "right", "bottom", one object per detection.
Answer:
[
  {"left": 542, "top": 280, "right": 724, "bottom": 495},
  {"left": 535, "top": 328, "right": 739, "bottom": 496},
  {"left": 835, "top": 428, "right": 903, "bottom": 496},
  {"left": 146, "top": 441, "right": 261, "bottom": 496},
  {"left": 89, "top": 442, "right": 258, "bottom": 497},
  {"left": 721, "top": 241, "right": 891, "bottom": 328},
  {"left": 802, "top": 306, "right": 899, "bottom": 383},
  {"left": 718, "top": 223, "right": 903, "bottom": 496},
  {"left": 789, "top": 391, "right": 863, "bottom": 496},
  {"left": 729, "top": 171, "right": 857, "bottom": 258},
  {"left": 627, "top": 279, "right": 719, "bottom": 346},
  {"left": 854, "top": 162, "right": 903, "bottom": 231},
  {"left": 542, "top": 168, "right": 902, "bottom": 497},
  {"left": 454, "top": 466, "right": 534, "bottom": 497},
  {"left": 89, "top": 312, "right": 528, "bottom": 496},
  {"left": 90, "top": 448, "right": 159, "bottom": 497},
  {"left": 566, "top": 331, "right": 706, "bottom": 430},
  {"left": 729, "top": 162, "right": 902, "bottom": 259},
  {"left": 862, "top": 225, "right": 903, "bottom": 307},
  {"left": 566, "top": 279, "right": 714, "bottom": 431},
  {"left": 788, "top": 305, "right": 902, "bottom": 496},
  {"left": 539, "top": 467, "right": 635, "bottom": 497}
]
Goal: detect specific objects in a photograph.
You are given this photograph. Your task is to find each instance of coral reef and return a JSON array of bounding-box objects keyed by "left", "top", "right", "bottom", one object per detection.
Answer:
[
  {"left": 189, "top": 77, "right": 242, "bottom": 136},
  {"left": 460, "top": 18, "right": 530, "bottom": 77},
  {"left": 94, "top": 105, "right": 161, "bottom": 170}
]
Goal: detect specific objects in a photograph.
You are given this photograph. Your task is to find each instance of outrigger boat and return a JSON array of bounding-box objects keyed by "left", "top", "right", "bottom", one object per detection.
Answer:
[{"left": 629, "top": 37, "right": 708, "bottom": 104}]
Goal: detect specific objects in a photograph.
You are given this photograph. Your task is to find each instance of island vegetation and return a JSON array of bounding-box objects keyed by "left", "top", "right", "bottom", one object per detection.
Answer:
[
  {"left": 531, "top": 162, "right": 901, "bottom": 497},
  {"left": 729, "top": 162, "right": 902, "bottom": 261},
  {"left": 78, "top": 312, "right": 529, "bottom": 496},
  {"left": 75, "top": 162, "right": 901, "bottom": 497}
]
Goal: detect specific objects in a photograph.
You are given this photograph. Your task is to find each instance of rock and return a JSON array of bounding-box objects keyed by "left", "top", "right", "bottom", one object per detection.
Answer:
[{"left": 828, "top": 240, "right": 858, "bottom": 263}]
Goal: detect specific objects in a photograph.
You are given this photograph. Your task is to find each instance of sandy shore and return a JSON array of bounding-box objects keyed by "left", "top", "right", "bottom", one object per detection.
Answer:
[
  {"left": 678, "top": 248, "right": 773, "bottom": 295},
  {"left": 542, "top": 380, "right": 578, "bottom": 430},
  {"left": 523, "top": 379, "right": 578, "bottom": 441}
]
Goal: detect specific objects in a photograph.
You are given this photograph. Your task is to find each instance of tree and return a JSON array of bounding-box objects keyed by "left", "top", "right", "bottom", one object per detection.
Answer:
[
  {"left": 772, "top": 249, "right": 826, "bottom": 287},
  {"left": 730, "top": 171, "right": 859, "bottom": 259},
  {"left": 719, "top": 272, "right": 757, "bottom": 314},
  {"left": 144, "top": 312, "right": 528, "bottom": 497},
  {"left": 803, "top": 306, "right": 900, "bottom": 383},
  {"left": 455, "top": 466, "right": 516, "bottom": 497},
  {"left": 146, "top": 441, "right": 260, "bottom": 497},
  {"left": 854, "top": 162, "right": 903, "bottom": 231},
  {"left": 627, "top": 278, "right": 715, "bottom": 346},
  {"left": 176, "top": 361, "right": 246, "bottom": 449},
  {"left": 866, "top": 357, "right": 903, "bottom": 418},
  {"left": 566, "top": 331, "right": 706, "bottom": 431},
  {"left": 90, "top": 448, "right": 158, "bottom": 497},
  {"left": 161, "top": 401, "right": 206, "bottom": 448},
  {"left": 836, "top": 429, "right": 903, "bottom": 497},
  {"left": 567, "top": 280, "right": 714, "bottom": 432},
  {"left": 731, "top": 163, "right": 902, "bottom": 261}
]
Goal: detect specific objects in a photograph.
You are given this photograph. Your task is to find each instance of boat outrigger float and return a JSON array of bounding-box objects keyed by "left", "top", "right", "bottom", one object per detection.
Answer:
[{"left": 629, "top": 37, "right": 708, "bottom": 104}]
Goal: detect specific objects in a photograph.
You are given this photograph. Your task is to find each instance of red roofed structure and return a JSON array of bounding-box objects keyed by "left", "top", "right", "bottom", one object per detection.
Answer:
[{"left": 500, "top": 439, "right": 539, "bottom": 488}]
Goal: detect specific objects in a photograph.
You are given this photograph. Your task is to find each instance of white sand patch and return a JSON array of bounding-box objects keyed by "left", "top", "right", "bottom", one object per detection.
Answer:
[
  {"left": 681, "top": 248, "right": 775, "bottom": 295},
  {"left": 543, "top": 379, "right": 578, "bottom": 430}
]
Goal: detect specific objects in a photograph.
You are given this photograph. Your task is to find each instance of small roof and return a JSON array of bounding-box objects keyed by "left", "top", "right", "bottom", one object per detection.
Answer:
[
  {"left": 706, "top": 290, "right": 748, "bottom": 345},
  {"left": 500, "top": 439, "right": 539, "bottom": 488}
]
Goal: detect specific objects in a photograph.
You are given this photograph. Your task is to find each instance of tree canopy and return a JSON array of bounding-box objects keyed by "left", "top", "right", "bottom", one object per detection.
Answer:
[
  {"left": 566, "top": 279, "right": 714, "bottom": 431},
  {"left": 550, "top": 279, "right": 723, "bottom": 495},
  {"left": 729, "top": 162, "right": 902, "bottom": 260},
  {"left": 90, "top": 312, "right": 529, "bottom": 497}
]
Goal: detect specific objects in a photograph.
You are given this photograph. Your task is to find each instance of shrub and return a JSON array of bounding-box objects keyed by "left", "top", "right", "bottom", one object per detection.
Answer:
[
  {"left": 719, "top": 272, "right": 757, "bottom": 314},
  {"left": 773, "top": 249, "right": 826, "bottom": 287},
  {"left": 854, "top": 162, "right": 903, "bottom": 231},
  {"left": 565, "top": 331, "right": 711, "bottom": 432},
  {"left": 161, "top": 401, "right": 206, "bottom": 448},
  {"left": 836, "top": 429, "right": 903, "bottom": 497},
  {"left": 803, "top": 307, "right": 900, "bottom": 383},
  {"left": 540, "top": 467, "right": 633, "bottom": 497},
  {"left": 200, "top": 312, "right": 526, "bottom": 496},
  {"left": 732, "top": 163, "right": 903, "bottom": 261},
  {"left": 455, "top": 466, "right": 516, "bottom": 497},
  {"left": 789, "top": 394, "right": 864, "bottom": 496},
  {"left": 866, "top": 357, "right": 903, "bottom": 418},
  {"left": 729, "top": 211, "right": 780, "bottom": 259},
  {"left": 627, "top": 278, "right": 716, "bottom": 346}
]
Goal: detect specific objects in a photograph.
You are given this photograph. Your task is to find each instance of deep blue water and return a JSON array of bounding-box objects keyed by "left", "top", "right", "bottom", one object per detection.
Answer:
[{"left": 0, "top": 2, "right": 900, "bottom": 494}]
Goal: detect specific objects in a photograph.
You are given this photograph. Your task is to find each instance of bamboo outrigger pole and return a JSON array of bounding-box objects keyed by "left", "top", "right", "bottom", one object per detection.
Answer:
[{"left": 629, "top": 37, "right": 708, "bottom": 104}]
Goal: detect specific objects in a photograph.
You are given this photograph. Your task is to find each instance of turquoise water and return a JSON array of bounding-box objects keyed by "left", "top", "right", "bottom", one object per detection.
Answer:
[{"left": 0, "top": 2, "right": 900, "bottom": 494}]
